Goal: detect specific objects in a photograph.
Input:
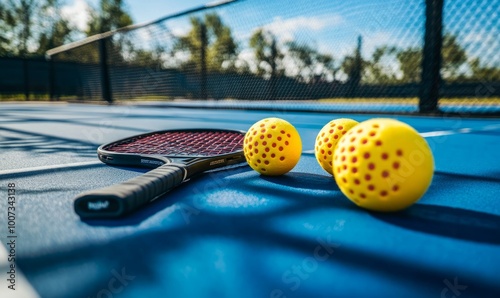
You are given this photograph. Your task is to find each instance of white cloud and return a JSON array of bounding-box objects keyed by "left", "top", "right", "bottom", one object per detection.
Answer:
[
  {"left": 61, "top": 0, "right": 91, "bottom": 32},
  {"left": 264, "top": 14, "right": 344, "bottom": 43}
]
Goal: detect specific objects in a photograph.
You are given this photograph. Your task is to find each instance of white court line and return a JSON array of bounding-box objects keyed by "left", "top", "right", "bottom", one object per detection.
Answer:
[
  {"left": 0, "top": 161, "right": 102, "bottom": 176},
  {"left": 0, "top": 245, "right": 40, "bottom": 298},
  {"left": 303, "top": 125, "right": 500, "bottom": 154}
]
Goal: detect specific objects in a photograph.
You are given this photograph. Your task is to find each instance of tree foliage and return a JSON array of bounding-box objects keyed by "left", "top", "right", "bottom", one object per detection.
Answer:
[
  {"left": 175, "top": 13, "right": 238, "bottom": 73},
  {"left": 249, "top": 29, "right": 284, "bottom": 78},
  {"left": 287, "top": 41, "right": 337, "bottom": 82}
]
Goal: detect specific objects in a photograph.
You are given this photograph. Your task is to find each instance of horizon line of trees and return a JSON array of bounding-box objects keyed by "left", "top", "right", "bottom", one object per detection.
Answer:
[{"left": 1, "top": 0, "right": 498, "bottom": 85}]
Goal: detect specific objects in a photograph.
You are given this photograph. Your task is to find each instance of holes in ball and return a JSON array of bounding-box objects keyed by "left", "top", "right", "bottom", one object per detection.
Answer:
[
  {"left": 319, "top": 141, "right": 323, "bottom": 146},
  {"left": 341, "top": 156, "right": 346, "bottom": 161},
  {"left": 360, "top": 193, "right": 366, "bottom": 199},
  {"left": 280, "top": 156, "right": 285, "bottom": 161},
  {"left": 393, "top": 162, "right": 400, "bottom": 169},
  {"left": 260, "top": 135, "right": 264, "bottom": 140},
  {"left": 380, "top": 190, "right": 388, "bottom": 197},
  {"left": 354, "top": 179, "right": 360, "bottom": 185},
  {"left": 381, "top": 153, "right": 388, "bottom": 160},
  {"left": 373, "top": 124, "right": 379, "bottom": 128},
  {"left": 382, "top": 171, "right": 389, "bottom": 178},
  {"left": 349, "top": 189, "right": 354, "bottom": 194},
  {"left": 365, "top": 174, "right": 371, "bottom": 181},
  {"left": 338, "top": 125, "right": 344, "bottom": 130},
  {"left": 261, "top": 168, "right": 266, "bottom": 172},
  {"left": 340, "top": 147, "right": 345, "bottom": 153},
  {"left": 357, "top": 129, "right": 363, "bottom": 133},
  {"left": 253, "top": 131, "right": 257, "bottom": 136},
  {"left": 352, "top": 157, "right": 357, "bottom": 163},
  {"left": 350, "top": 137, "right": 356, "bottom": 142},
  {"left": 260, "top": 124, "right": 265, "bottom": 127},
  {"left": 264, "top": 160, "right": 269, "bottom": 165},
  {"left": 250, "top": 152, "right": 254, "bottom": 157},
  {"left": 262, "top": 141, "right": 267, "bottom": 146},
  {"left": 324, "top": 137, "right": 328, "bottom": 143},
  {"left": 368, "top": 184, "right": 375, "bottom": 191},
  {"left": 369, "top": 131, "right": 376, "bottom": 137},
  {"left": 271, "top": 153, "right": 276, "bottom": 158},
  {"left": 280, "top": 130, "right": 285, "bottom": 134},
  {"left": 257, "top": 159, "right": 261, "bottom": 164},
  {"left": 329, "top": 129, "right": 334, "bottom": 134},
  {"left": 265, "top": 147, "right": 270, "bottom": 152},
  {"left": 368, "top": 163, "right": 375, "bottom": 170},
  {"left": 261, "top": 129, "right": 266, "bottom": 133},
  {"left": 287, "top": 134, "right": 291, "bottom": 138},
  {"left": 343, "top": 165, "right": 347, "bottom": 170},
  {"left": 328, "top": 151, "right": 332, "bottom": 156},
  {"left": 271, "top": 125, "right": 276, "bottom": 129},
  {"left": 321, "top": 132, "right": 325, "bottom": 137},
  {"left": 278, "top": 146, "right": 284, "bottom": 151},
  {"left": 375, "top": 140, "right": 382, "bottom": 146},
  {"left": 396, "top": 149, "right": 403, "bottom": 156},
  {"left": 277, "top": 136, "right": 282, "bottom": 141},
  {"left": 352, "top": 167, "right": 358, "bottom": 173},
  {"left": 254, "top": 149, "right": 259, "bottom": 154},
  {"left": 249, "top": 145, "right": 253, "bottom": 149},
  {"left": 272, "top": 143, "right": 277, "bottom": 148},
  {"left": 334, "top": 135, "right": 339, "bottom": 139},
  {"left": 349, "top": 146, "right": 355, "bottom": 152},
  {"left": 285, "top": 141, "right": 289, "bottom": 146},
  {"left": 392, "top": 185, "right": 399, "bottom": 191},
  {"left": 342, "top": 177, "right": 347, "bottom": 183},
  {"left": 363, "top": 152, "right": 370, "bottom": 159},
  {"left": 262, "top": 153, "right": 267, "bottom": 158},
  {"left": 254, "top": 141, "right": 259, "bottom": 146},
  {"left": 267, "top": 134, "right": 272, "bottom": 138},
  {"left": 361, "top": 139, "right": 367, "bottom": 144},
  {"left": 327, "top": 143, "right": 332, "bottom": 148},
  {"left": 330, "top": 123, "right": 336, "bottom": 127}
]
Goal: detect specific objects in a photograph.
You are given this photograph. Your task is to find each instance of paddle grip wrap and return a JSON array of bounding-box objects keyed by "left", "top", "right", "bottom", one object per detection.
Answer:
[{"left": 74, "top": 165, "right": 185, "bottom": 219}]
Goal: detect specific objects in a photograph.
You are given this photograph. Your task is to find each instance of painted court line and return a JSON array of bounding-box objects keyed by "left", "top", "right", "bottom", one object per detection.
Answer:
[
  {"left": 0, "top": 245, "right": 39, "bottom": 298},
  {"left": 0, "top": 161, "right": 102, "bottom": 176},
  {"left": 303, "top": 125, "right": 500, "bottom": 154}
]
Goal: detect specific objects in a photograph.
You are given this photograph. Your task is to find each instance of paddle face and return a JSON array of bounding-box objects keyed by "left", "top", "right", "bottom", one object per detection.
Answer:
[
  {"left": 97, "top": 129, "right": 246, "bottom": 169},
  {"left": 74, "top": 129, "right": 246, "bottom": 218}
]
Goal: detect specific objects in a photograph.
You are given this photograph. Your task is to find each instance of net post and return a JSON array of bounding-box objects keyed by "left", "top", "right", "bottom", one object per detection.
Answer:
[
  {"left": 200, "top": 23, "right": 207, "bottom": 100},
  {"left": 22, "top": 58, "right": 30, "bottom": 101},
  {"left": 48, "top": 56, "right": 56, "bottom": 101},
  {"left": 99, "top": 37, "right": 113, "bottom": 103},
  {"left": 419, "top": 0, "right": 443, "bottom": 113}
]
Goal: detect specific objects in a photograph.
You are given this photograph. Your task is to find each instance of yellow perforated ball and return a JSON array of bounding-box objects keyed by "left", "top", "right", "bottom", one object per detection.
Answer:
[
  {"left": 333, "top": 118, "right": 434, "bottom": 212},
  {"left": 315, "top": 118, "right": 359, "bottom": 175},
  {"left": 244, "top": 118, "right": 302, "bottom": 176}
]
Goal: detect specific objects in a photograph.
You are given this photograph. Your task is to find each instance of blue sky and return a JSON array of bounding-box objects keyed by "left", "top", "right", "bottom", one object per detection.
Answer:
[{"left": 62, "top": 0, "right": 498, "bottom": 69}]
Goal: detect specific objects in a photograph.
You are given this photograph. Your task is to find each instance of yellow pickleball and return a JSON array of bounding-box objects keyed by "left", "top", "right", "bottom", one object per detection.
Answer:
[
  {"left": 314, "top": 118, "right": 359, "bottom": 175},
  {"left": 244, "top": 118, "right": 302, "bottom": 176},
  {"left": 333, "top": 118, "right": 434, "bottom": 212}
]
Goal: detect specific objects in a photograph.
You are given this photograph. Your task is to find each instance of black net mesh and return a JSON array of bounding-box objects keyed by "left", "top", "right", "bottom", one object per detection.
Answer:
[{"left": 47, "top": 0, "right": 500, "bottom": 114}]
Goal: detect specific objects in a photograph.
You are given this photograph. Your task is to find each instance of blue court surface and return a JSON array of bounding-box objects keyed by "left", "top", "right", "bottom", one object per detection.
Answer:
[{"left": 0, "top": 102, "right": 499, "bottom": 298}]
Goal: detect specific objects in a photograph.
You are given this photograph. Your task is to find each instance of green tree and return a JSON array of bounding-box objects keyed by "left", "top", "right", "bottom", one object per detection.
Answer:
[
  {"left": 396, "top": 33, "right": 468, "bottom": 83},
  {"left": 86, "top": 0, "right": 133, "bottom": 35},
  {"left": 175, "top": 13, "right": 238, "bottom": 72},
  {"left": 470, "top": 58, "right": 500, "bottom": 82},
  {"left": 1, "top": 0, "right": 38, "bottom": 56},
  {"left": 364, "top": 46, "right": 399, "bottom": 84},
  {"left": 287, "top": 41, "right": 337, "bottom": 82},
  {"left": 36, "top": 0, "right": 74, "bottom": 54},
  {"left": 396, "top": 47, "right": 421, "bottom": 83},
  {"left": 341, "top": 36, "right": 365, "bottom": 87},
  {"left": 249, "top": 29, "right": 284, "bottom": 77},
  {"left": 441, "top": 33, "right": 468, "bottom": 80}
]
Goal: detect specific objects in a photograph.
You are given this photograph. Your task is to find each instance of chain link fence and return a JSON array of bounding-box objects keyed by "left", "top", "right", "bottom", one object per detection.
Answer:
[{"left": 7, "top": 0, "right": 499, "bottom": 114}]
